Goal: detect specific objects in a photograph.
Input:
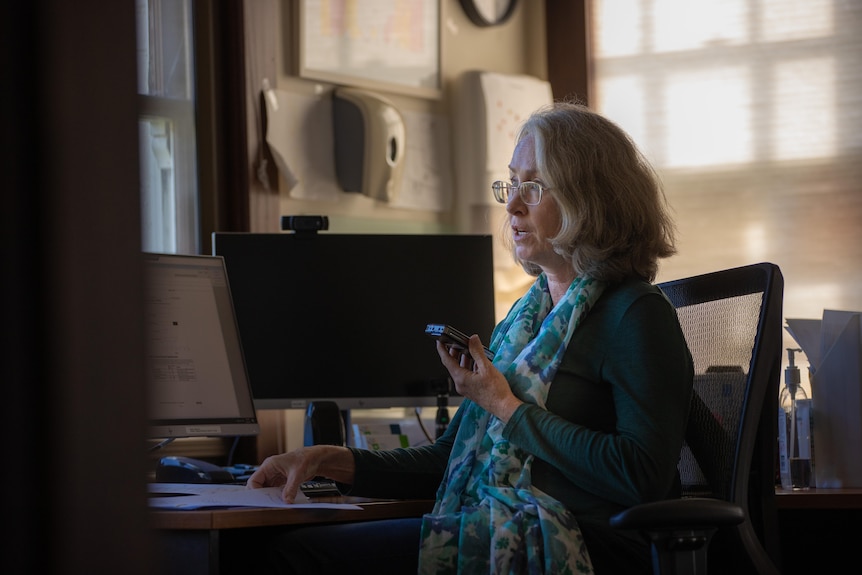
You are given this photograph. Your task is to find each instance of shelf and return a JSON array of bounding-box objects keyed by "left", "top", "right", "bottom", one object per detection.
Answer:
[{"left": 775, "top": 487, "right": 862, "bottom": 510}]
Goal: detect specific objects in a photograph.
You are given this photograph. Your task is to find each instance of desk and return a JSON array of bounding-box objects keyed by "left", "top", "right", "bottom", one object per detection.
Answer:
[
  {"left": 774, "top": 488, "right": 862, "bottom": 574},
  {"left": 774, "top": 486, "right": 862, "bottom": 509},
  {"left": 151, "top": 496, "right": 434, "bottom": 575},
  {"left": 155, "top": 490, "right": 862, "bottom": 575}
]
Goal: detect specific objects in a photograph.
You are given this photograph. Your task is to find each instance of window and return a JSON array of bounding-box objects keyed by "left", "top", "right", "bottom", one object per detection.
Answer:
[
  {"left": 136, "top": 0, "right": 199, "bottom": 254},
  {"left": 591, "top": 0, "right": 862, "bottom": 332}
]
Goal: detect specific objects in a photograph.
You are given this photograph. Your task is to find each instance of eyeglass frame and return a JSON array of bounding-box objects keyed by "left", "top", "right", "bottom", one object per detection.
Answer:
[{"left": 491, "top": 180, "right": 549, "bottom": 206}]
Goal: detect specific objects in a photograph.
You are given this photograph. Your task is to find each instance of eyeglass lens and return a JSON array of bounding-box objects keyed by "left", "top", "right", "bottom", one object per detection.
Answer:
[
  {"left": 492, "top": 182, "right": 541, "bottom": 205},
  {"left": 520, "top": 183, "right": 541, "bottom": 204}
]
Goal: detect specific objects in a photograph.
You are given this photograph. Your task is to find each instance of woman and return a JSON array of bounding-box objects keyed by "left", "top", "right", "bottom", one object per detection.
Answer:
[{"left": 247, "top": 101, "right": 694, "bottom": 574}]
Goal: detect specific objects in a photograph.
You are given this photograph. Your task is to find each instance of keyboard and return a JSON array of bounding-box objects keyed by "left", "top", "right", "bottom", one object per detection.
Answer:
[{"left": 300, "top": 478, "right": 340, "bottom": 496}]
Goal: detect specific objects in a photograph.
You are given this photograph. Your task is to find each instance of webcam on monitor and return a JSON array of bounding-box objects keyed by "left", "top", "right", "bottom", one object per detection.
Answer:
[{"left": 281, "top": 215, "right": 329, "bottom": 233}]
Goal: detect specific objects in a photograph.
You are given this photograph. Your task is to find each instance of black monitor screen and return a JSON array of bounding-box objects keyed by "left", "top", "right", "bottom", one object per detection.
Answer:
[{"left": 212, "top": 233, "right": 496, "bottom": 410}]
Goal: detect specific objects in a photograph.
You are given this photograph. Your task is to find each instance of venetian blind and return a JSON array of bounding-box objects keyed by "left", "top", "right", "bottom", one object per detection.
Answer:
[{"left": 591, "top": 0, "right": 862, "bottom": 349}]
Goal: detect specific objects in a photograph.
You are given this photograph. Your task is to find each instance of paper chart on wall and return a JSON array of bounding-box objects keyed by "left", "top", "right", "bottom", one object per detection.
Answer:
[
  {"left": 453, "top": 72, "right": 553, "bottom": 206},
  {"left": 390, "top": 110, "right": 452, "bottom": 212},
  {"left": 299, "top": 0, "right": 440, "bottom": 97},
  {"left": 479, "top": 73, "right": 554, "bottom": 175}
]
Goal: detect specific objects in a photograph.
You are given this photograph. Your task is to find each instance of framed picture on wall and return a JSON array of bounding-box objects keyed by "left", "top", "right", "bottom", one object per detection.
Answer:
[{"left": 297, "top": 0, "right": 441, "bottom": 99}]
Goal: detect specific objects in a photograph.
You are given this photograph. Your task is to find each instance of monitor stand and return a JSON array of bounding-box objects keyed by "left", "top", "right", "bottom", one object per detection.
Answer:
[{"left": 304, "top": 401, "right": 349, "bottom": 446}]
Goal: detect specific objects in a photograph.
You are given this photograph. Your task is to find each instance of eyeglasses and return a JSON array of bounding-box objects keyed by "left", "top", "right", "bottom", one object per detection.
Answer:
[{"left": 491, "top": 181, "right": 548, "bottom": 206}]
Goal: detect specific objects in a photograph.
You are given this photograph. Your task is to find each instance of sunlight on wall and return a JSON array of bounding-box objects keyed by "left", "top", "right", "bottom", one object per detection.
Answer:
[
  {"left": 596, "top": 75, "right": 648, "bottom": 155},
  {"left": 775, "top": 57, "right": 835, "bottom": 160},
  {"left": 593, "top": 0, "right": 862, "bottom": 354},
  {"left": 593, "top": 0, "right": 642, "bottom": 57},
  {"left": 785, "top": 282, "right": 844, "bottom": 321},
  {"left": 744, "top": 223, "right": 767, "bottom": 262},
  {"left": 653, "top": 0, "right": 748, "bottom": 52},
  {"left": 664, "top": 66, "right": 752, "bottom": 167},
  {"left": 762, "top": 0, "right": 833, "bottom": 41}
]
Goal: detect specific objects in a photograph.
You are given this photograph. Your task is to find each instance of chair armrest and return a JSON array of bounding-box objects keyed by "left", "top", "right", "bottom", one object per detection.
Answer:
[
  {"left": 610, "top": 498, "right": 746, "bottom": 575},
  {"left": 609, "top": 497, "right": 745, "bottom": 530}
]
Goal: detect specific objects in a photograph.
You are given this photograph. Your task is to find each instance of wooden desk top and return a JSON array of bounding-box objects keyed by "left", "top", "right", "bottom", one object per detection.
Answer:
[
  {"left": 150, "top": 496, "right": 435, "bottom": 530},
  {"left": 774, "top": 487, "right": 862, "bottom": 510},
  {"left": 153, "top": 488, "right": 862, "bottom": 531}
]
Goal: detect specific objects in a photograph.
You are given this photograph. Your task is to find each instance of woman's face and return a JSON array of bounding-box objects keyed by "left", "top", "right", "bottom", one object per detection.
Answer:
[{"left": 506, "top": 134, "right": 568, "bottom": 275}]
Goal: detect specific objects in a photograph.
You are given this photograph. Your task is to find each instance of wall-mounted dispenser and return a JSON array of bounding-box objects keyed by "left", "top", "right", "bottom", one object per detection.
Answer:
[{"left": 332, "top": 87, "right": 406, "bottom": 203}]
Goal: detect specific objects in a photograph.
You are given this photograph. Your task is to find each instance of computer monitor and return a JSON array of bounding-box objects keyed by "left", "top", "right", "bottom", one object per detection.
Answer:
[
  {"left": 212, "top": 232, "right": 497, "bottom": 410},
  {"left": 143, "top": 253, "right": 260, "bottom": 439}
]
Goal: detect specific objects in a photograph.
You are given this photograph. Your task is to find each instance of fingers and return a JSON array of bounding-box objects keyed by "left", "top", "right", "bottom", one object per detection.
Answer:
[
  {"left": 281, "top": 467, "right": 310, "bottom": 504},
  {"left": 246, "top": 470, "right": 266, "bottom": 489},
  {"left": 436, "top": 340, "right": 461, "bottom": 369},
  {"left": 246, "top": 455, "right": 303, "bottom": 503},
  {"left": 436, "top": 339, "right": 479, "bottom": 366},
  {"left": 246, "top": 460, "right": 280, "bottom": 489},
  {"left": 466, "top": 335, "right": 488, "bottom": 370},
  {"left": 436, "top": 335, "right": 489, "bottom": 381}
]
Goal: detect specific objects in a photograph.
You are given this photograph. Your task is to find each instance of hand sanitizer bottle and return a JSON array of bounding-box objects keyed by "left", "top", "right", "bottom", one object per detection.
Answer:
[{"left": 779, "top": 348, "right": 812, "bottom": 489}]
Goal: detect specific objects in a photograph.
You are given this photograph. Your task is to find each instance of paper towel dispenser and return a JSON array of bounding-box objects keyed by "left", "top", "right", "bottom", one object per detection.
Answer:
[{"left": 332, "top": 87, "right": 406, "bottom": 203}]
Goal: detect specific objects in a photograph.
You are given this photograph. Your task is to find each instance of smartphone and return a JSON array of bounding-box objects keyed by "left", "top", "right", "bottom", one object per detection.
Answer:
[{"left": 425, "top": 323, "right": 494, "bottom": 360}]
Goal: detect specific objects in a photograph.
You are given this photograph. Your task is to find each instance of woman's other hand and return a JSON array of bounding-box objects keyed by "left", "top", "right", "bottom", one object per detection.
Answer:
[{"left": 436, "top": 335, "right": 522, "bottom": 423}]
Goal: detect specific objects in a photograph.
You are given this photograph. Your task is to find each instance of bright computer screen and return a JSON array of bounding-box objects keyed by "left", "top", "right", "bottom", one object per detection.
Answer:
[
  {"left": 143, "top": 253, "right": 260, "bottom": 438},
  {"left": 212, "top": 233, "right": 497, "bottom": 410}
]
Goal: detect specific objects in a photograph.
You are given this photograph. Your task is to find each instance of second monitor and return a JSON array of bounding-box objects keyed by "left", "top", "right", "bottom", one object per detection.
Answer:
[{"left": 212, "top": 232, "right": 496, "bottom": 410}]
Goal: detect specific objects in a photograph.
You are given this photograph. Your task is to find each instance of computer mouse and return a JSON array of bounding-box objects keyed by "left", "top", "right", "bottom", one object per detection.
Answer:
[{"left": 154, "top": 455, "right": 236, "bottom": 484}]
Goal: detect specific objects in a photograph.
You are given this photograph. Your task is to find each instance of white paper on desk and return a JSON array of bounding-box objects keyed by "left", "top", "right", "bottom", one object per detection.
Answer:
[
  {"left": 786, "top": 310, "right": 862, "bottom": 487},
  {"left": 147, "top": 483, "right": 362, "bottom": 511}
]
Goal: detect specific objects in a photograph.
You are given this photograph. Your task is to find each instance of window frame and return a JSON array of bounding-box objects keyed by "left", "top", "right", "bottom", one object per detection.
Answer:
[{"left": 137, "top": 0, "right": 250, "bottom": 256}]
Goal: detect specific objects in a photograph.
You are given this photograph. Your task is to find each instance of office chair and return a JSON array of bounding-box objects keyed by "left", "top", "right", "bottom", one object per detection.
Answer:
[{"left": 610, "top": 262, "right": 784, "bottom": 575}]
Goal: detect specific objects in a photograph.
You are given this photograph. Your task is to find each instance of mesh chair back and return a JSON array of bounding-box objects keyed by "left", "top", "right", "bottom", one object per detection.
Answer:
[{"left": 658, "top": 262, "right": 784, "bottom": 574}]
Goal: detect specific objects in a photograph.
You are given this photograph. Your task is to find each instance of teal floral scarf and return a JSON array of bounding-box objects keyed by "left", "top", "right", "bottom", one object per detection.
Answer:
[{"left": 418, "top": 274, "right": 604, "bottom": 574}]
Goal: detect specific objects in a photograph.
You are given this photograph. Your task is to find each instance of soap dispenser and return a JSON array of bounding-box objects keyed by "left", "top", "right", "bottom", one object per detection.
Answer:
[{"left": 778, "top": 348, "right": 812, "bottom": 489}]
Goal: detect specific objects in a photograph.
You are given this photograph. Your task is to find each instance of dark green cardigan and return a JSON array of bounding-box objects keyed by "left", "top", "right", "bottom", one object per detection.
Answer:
[{"left": 345, "top": 277, "right": 694, "bottom": 527}]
